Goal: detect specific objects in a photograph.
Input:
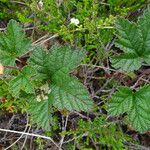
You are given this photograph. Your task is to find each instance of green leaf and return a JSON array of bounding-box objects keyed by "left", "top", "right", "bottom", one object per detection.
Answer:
[
  {"left": 115, "top": 18, "right": 142, "bottom": 54},
  {"left": 9, "top": 66, "right": 34, "bottom": 97},
  {"left": 138, "top": 9, "right": 150, "bottom": 55},
  {"left": 29, "top": 46, "right": 49, "bottom": 80},
  {"left": 111, "top": 53, "right": 142, "bottom": 72},
  {"left": 47, "top": 45, "right": 86, "bottom": 74},
  {"left": 0, "top": 19, "right": 31, "bottom": 66},
  {"left": 108, "top": 85, "right": 150, "bottom": 133},
  {"left": 51, "top": 68, "right": 93, "bottom": 111},
  {"left": 29, "top": 45, "right": 93, "bottom": 130},
  {"left": 29, "top": 45, "right": 93, "bottom": 111},
  {"left": 111, "top": 9, "right": 150, "bottom": 72},
  {"left": 28, "top": 95, "right": 53, "bottom": 131},
  {"left": 108, "top": 86, "right": 133, "bottom": 116}
]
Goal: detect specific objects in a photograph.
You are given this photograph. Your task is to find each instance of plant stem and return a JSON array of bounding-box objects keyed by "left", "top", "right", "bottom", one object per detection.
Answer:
[{"left": 3, "top": 65, "right": 19, "bottom": 70}]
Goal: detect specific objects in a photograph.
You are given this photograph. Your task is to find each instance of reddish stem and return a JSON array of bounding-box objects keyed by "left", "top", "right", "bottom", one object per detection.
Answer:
[{"left": 3, "top": 65, "right": 19, "bottom": 70}]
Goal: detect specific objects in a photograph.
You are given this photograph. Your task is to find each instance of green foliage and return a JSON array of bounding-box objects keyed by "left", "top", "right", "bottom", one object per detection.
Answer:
[
  {"left": 0, "top": 79, "right": 28, "bottom": 113},
  {"left": 51, "top": 71, "right": 93, "bottom": 111},
  {"left": 29, "top": 45, "right": 93, "bottom": 113},
  {"left": 111, "top": 9, "right": 150, "bottom": 72},
  {"left": 0, "top": 1, "right": 18, "bottom": 19},
  {"left": 0, "top": 20, "right": 31, "bottom": 67},
  {"left": 63, "top": 116, "right": 130, "bottom": 149},
  {"left": 108, "top": 7, "right": 150, "bottom": 134},
  {"left": 0, "top": 20, "right": 93, "bottom": 131},
  {"left": 28, "top": 95, "right": 53, "bottom": 131},
  {"left": 108, "top": 85, "right": 150, "bottom": 133},
  {"left": 0, "top": 2, "right": 150, "bottom": 149},
  {"left": 9, "top": 66, "right": 35, "bottom": 98},
  {"left": 108, "top": 0, "right": 145, "bottom": 15},
  {"left": 0, "top": 0, "right": 145, "bottom": 63}
]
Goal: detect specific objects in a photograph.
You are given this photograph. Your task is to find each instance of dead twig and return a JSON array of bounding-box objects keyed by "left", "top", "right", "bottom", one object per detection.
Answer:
[{"left": 0, "top": 128, "right": 62, "bottom": 150}]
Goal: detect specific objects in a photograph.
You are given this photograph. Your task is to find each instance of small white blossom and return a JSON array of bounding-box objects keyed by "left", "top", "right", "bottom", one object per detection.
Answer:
[
  {"left": 36, "top": 95, "right": 41, "bottom": 102},
  {"left": 40, "top": 83, "right": 49, "bottom": 93},
  {"left": 41, "top": 93, "right": 45, "bottom": 100},
  {"left": 38, "top": 0, "right": 43, "bottom": 8},
  {"left": 47, "top": 89, "right": 52, "bottom": 94},
  {"left": 70, "top": 18, "right": 80, "bottom": 25},
  {"left": 44, "top": 95, "right": 48, "bottom": 100}
]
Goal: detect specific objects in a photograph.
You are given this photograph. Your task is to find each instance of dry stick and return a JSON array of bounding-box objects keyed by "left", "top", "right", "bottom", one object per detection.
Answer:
[
  {"left": 22, "top": 33, "right": 59, "bottom": 57},
  {"left": 99, "top": 2, "right": 110, "bottom": 6},
  {"left": 80, "top": 64, "right": 130, "bottom": 77},
  {"left": 59, "top": 115, "right": 69, "bottom": 147},
  {"left": 124, "top": 141, "right": 150, "bottom": 150},
  {"left": 0, "top": 115, "right": 16, "bottom": 143},
  {"left": 73, "top": 111, "right": 89, "bottom": 119},
  {"left": 20, "top": 126, "right": 31, "bottom": 150},
  {"left": 0, "top": 128, "right": 62, "bottom": 150},
  {"left": 63, "top": 132, "right": 89, "bottom": 144},
  {"left": 5, "top": 114, "right": 29, "bottom": 150},
  {"left": 10, "top": 1, "right": 27, "bottom": 6},
  {"left": 95, "top": 78, "right": 114, "bottom": 95},
  {"left": 4, "top": 125, "right": 29, "bottom": 150},
  {"left": 24, "top": 26, "right": 37, "bottom": 31},
  {"left": 130, "top": 75, "right": 145, "bottom": 89},
  {"left": 141, "top": 78, "right": 150, "bottom": 84},
  {"left": 3, "top": 65, "right": 19, "bottom": 70},
  {"left": 36, "top": 34, "right": 59, "bottom": 46},
  {"left": 0, "top": 26, "right": 36, "bottom": 32},
  {"left": 32, "top": 34, "right": 49, "bottom": 45},
  {"left": 0, "top": 28, "right": 5, "bottom": 31}
]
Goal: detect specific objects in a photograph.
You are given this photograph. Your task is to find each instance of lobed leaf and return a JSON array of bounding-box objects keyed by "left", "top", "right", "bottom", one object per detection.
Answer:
[
  {"left": 0, "top": 20, "right": 31, "bottom": 66},
  {"left": 29, "top": 45, "right": 93, "bottom": 130},
  {"left": 115, "top": 18, "right": 142, "bottom": 54},
  {"left": 111, "top": 9, "right": 150, "bottom": 72},
  {"left": 50, "top": 68, "right": 93, "bottom": 111},
  {"left": 111, "top": 53, "right": 142, "bottom": 72},
  {"left": 29, "top": 46, "right": 49, "bottom": 80},
  {"left": 108, "top": 85, "right": 150, "bottom": 133},
  {"left": 28, "top": 94, "right": 53, "bottom": 131},
  {"left": 47, "top": 45, "right": 86, "bottom": 74},
  {"left": 138, "top": 8, "right": 150, "bottom": 55},
  {"left": 9, "top": 66, "right": 35, "bottom": 97}
]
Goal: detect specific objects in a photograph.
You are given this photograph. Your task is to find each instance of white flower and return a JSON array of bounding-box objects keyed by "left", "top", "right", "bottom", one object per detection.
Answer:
[
  {"left": 44, "top": 95, "right": 48, "bottom": 100},
  {"left": 47, "top": 89, "right": 51, "bottom": 94},
  {"left": 70, "top": 18, "right": 80, "bottom": 25},
  {"left": 41, "top": 93, "right": 45, "bottom": 100},
  {"left": 36, "top": 95, "right": 41, "bottom": 102},
  {"left": 38, "top": 0, "right": 43, "bottom": 8},
  {"left": 40, "top": 83, "right": 49, "bottom": 93}
]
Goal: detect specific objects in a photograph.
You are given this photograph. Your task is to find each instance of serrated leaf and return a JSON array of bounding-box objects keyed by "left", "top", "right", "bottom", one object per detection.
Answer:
[
  {"left": 29, "top": 45, "right": 86, "bottom": 79},
  {"left": 111, "top": 53, "right": 142, "bottom": 72},
  {"left": 115, "top": 18, "right": 142, "bottom": 54},
  {"left": 138, "top": 9, "right": 150, "bottom": 55},
  {"left": 51, "top": 68, "right": 93, "bottom": 111},
  {"left": 29, "top": 46, "right": 49, "bottom": 80},
  {"left": 108, "top": 85, "right": 150, "bottom": 133},
  {"left": 9, "top": 66, "right": 34, "bottom": 97},
  {"left": 29, "top": 45, "right": 93, "bottom": 130},
  {"left": 0, "top": 20, "right": 31, "bottom": 66},
  {"left": 108, "top": 86, "right": 133, "bottom": 116},
  {"left": 28, "top": 95, "right": 53, "bottom": 131},
  {"left": 47, "top": 45, "right": 86, "bottom": 74},
  {"left": 29, "top": 45, "right": 93, "bottom": 111},
  {"left": 111, "top": 9, "right": 150, "bottom": 72}
]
